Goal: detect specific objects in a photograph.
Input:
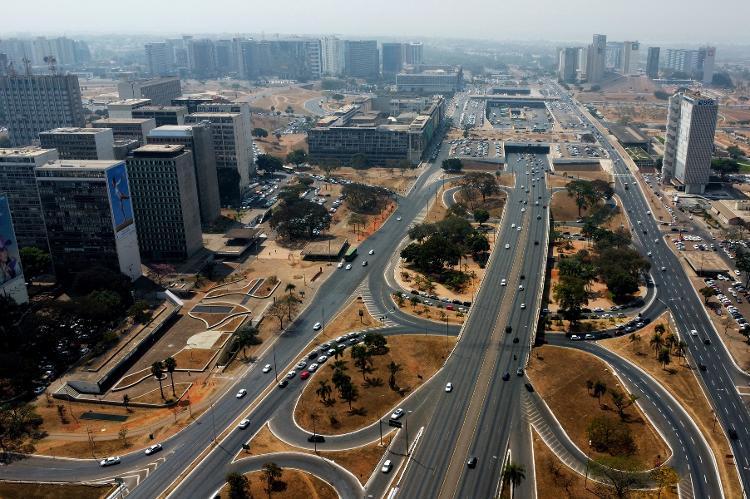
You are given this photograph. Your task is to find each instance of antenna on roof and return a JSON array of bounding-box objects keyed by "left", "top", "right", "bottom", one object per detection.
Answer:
[{"left": 43, "top": 55, "right": 57, "bottom": 75}]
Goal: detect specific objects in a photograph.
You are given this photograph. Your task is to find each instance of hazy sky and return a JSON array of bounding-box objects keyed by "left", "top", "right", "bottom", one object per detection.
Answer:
[{"left": 3, "top": 0, "right": 750, "bottom": 44}]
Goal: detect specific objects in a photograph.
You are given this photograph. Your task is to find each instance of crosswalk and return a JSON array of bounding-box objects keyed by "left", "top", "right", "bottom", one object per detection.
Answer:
[
  {"left": 356, "top": 284, "right": 397, "bottom": 327},
  {"left": 100, "top": 457, "right": 166, "bottom": 498}
]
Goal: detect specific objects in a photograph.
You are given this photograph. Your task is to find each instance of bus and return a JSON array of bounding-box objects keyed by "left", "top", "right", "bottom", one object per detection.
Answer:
[{"left": 344, "top": 247, "right": 358, "bottom": 262}]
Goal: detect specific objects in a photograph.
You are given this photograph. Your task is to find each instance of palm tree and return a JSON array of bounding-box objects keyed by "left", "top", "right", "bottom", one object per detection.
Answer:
[
  {"left": 585, "top": 379, "right": 594, "bottom": 395},
  {"left": 649, "top": 332, "right": 664, "bottom": 358},
  {"left": 122, "top": 393, "right": 131, "bottom": 412},
  {"left": 593, "top": 380, "right": 607, "bottom": 405},
  {"left": 164, "top": 357, "right": 177, "bottom": 398},
  {"left": 151, "top": 361, "right": 165, "bottom": 400},
  {"left": 658, "top": 347, "right": 671, "bottom": 369},
  {"left": 502, "top": 462, "right": 526, "bottom": 496},
  {"left": 329, "top": 360, "right": 347, "bottom": 373},
  {"left": 674, "top": 340, "right": 687, "bottom": 363},
  {"left": 388, "top": 361, "right": 402, "bottom": 389},
  {"left": 316, "top": 380, "right": 332, "bottom": 405},
  {"left": 654, "top": 323, "right": 666, "bottom": 335},
  {"left": 262, "top": 461, "right": 283, "bottom": 498},
  {"left": 340, "top": 379, "right": 358, "bottom": 410},
  {"left": 628, "top": 333, "right": 641, "bottom": 344},
  {"left": 284, "top": 283, "right": 296, "bottom": 296},
  {"left": 663, "top": 333, "right": 676, "bottom": 351}
]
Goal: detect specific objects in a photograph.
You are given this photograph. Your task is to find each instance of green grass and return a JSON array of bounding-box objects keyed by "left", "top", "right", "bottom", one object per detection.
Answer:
[{"left": 739, "top": 162, "right": 750, "bottom": 173}]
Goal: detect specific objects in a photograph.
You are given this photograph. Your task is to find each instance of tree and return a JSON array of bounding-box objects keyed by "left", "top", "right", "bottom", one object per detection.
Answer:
[
  {"left": 343, "top": 183, "right": 391, "bottom": 214},
  {"left": 256, "top": 154, "right": 284, "bottom": 172},
  {"left": 610, "top": 390, "right": 639, "bottom": 421},
  {"left": 262, "top": 462, "right": 283, "bottom": 498},
  {"left": 593, "top": 380, "right": 607, "bottom": 405},
  {"left": 128, "top": 300, "right": 152, "bottom": 324},
  {"left": 712, "top": 158, "right": 740, "bottom": 178},
  {"left": 316, "top": 380, "right": 333, "bottom": 405},
  {"left": 473, "top": 209, "right": 490, "bottom": 225},
  {"left": 19, "top": 247, "right": 51, "bottom": 278},
  {"left": 350, "top": 345, "right": 372, "bottom": 380},
  {"left": 226, "top": 472, "right": 250, "bottom": 499},
  {"left": 553, "top": 275, "right": 588, "bottom": 325},
  {"left": 164, "top": 357, "right": 177, "bottom": 398},
  {"left": 441, "top": 158, "right": 463, "bottom": 173},
  {"left": 565, "top": 179, "right": 599, "bottom": 217},
  {"left": 586, "top": 415, "right": 636, "bottom": 455},
  {"left": 70, "top": 266, "right": 131, "bottom": 301},
  {"left": 651, "top": 466, "right": 679, "bottom": 498},
  {"left": 347, "top": 212, "right": 366, "bottom": 234},
  {"left": 388, "top": 361, "right": 402, "bottom": 389},
  {"left": 78, "top": 290, "right": 123, "bottom": 321},
  {"left": 269, "top": 198, "right": 331, "bottom": 240},
  {"left": 461, "top": 172, "right": 499, "bottom": 202},
  {"left": 590, "top": 456, "right": 644, "bottom": 499},
  {"left": 236, "top": 324, "right": 262, "bottom": 359},
  {"left": 122, "top": 393, "right": 131, "bottom": 412},
  {"left": 654, "top": 90, "right": 670, "bottom": 100},
  {"left": 727, "top": 145, "right": 744, "bottom": 160},
  {"left": 118, "top": 426, "right": 128, "bottom": 447},
  {"left": 151, "top": 361, "right": 165, "bottom": 400},
  {"left": 340, "top": 379, "right": 358, "bottom": 410},
  {"left": 502, "top": 462, "right": 526, "bottom": 495},
  {"left": 650, "top": 332, "right": 664, "bottom": 358},
  {"left": 252, "top": 127, "right": 269, "bottom": 138},
  {"left": 363, "top": 333, "right": 388, "bottom": 355},
  {"left": 736, "top": 249, "right": 750, "bottom": 286},
  {"left": 286, "top": 149, "right": 308, "bottom": 166},
  {"left": 657, "top": 347, "right": 671, "bottom": 369},
  {"left": 0, "top": 403, "right": 43, "bottom": 459},
  {"left": 699, "top": 286, "right": 717, "bottom": 304},
  {"left": 331, "top": 93, "right": 345, "bottom": 101}
]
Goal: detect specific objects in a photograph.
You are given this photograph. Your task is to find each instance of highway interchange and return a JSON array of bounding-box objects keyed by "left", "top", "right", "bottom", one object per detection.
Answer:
[{"left": 1, "top": 83, "right": 749, "bottom": 499}]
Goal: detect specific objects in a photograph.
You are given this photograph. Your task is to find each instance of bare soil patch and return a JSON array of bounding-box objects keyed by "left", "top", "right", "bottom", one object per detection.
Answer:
[
  {"left": 219, "top": 469, "right": 337, "bottom": 499},
  {"left": 316, "top": 166, "right": 420, "bottom": 196},
  {"left": 0, "top": 482, "right": 115, "bottom": 499}
]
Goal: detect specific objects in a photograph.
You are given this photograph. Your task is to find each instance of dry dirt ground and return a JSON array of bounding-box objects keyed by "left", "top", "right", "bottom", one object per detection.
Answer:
[
  {"left": 256, "top": 134, "right": 308, "bottom": 159},
  {"left": 246, "top": 424, "right": 390, "bottom": 485},
  {"left": 248, "top": 86, "right": 324, "bottom": 115},
  {"left": 527, "top": 345, "right": 670, "bottom": 470},
  {"left": 315, "top": 166, "right": 421, "bottom": 196},
  {"left": 601, "top": 319, "right": 742, "bottom": 498},
  {"left": 0, "top": 482, "right": 114, "bottom": 499},
  {"left": 218, "top": 469, "right": 336, "bottom": 499},
  {"left": 295, "top": 335, "right": 456, "bottom": 435},
  {"left": 551, "top": 190, "right": 589, "bottom": 221}
]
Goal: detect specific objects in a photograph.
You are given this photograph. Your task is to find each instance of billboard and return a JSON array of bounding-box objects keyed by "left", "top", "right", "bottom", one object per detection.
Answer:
[
  {"left": 105, "top": 163, "right": 135, "bottom": 238},
  {"left": 0, "top": 195, "right": 28, "bottom": 304}
]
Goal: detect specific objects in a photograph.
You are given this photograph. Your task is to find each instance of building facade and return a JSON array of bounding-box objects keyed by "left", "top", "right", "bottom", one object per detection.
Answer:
[
  {"left": 0, "top": 73, "right": 85, "bottom": 146},
  {"left": 382, "top": 43, "right": 404, "bottom": 75},
  {"left": 321, "top": 37, "right": 345, "bottom": 76},
  {"left": 621, "top": 41, "right": 639, "bottom": 75},
  {"left": 117, "top": 77, "right": 182, "bottom": 106},
  {"left": 131, "top": 105, "right": 187, "bottom": 126},
  {"left": 92, "top": 118, "right": 156, "bottom": 145},
  {"left": 39, "top": 127, "right": 115, "bottom": 160},
  {"left": 404, "top": 42, "right": 424, "bottom": 65},
  {"left": 126, "top": 145, "right": 202, "bottom": 261},
  {"left": 35, "top": 159, "right": 142, "bottom": 280},
  {"left": 662, "top": 92, "right": 718, "bottom": 194},
  {"left": 558, "top": 47, "right": 579, "bottom": 83},
  {"left": 646, "top": 47, "right": 660, "bottom": 79},
  {"left": 396, "top": 66, "right": 463, "bottom": 93},
  {"left": 345, "top": 40, "right": 379, "bottom": 78},
  {"left": 587, "top": 34, "right": 607, "bottom": 83},
  {"left": 145, "top": 42, "right": 171, "bottom": 76}
]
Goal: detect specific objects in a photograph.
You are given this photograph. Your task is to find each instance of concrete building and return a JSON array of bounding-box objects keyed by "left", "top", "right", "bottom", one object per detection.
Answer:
[
  {"left": 0, "top": 194, "right": 29, "bottom": 304},
  {"left": 185, "top": 112, "right": 251, "bottom": 205},
  {"left": 577, "top": 47, "right": 589, "bottom": 80},
  {"left": 558, "top": 47, "right": 579, "bottom": 83},
  {"left": 664, "top": 47, "right": 716, "bottom": 83},
  {"left": 321, "top": 36, "right": 345, "bottom": 76},
  {"left": 646, "top": 47, "right": 660, "bottom": 79},
  {"left": 382, "top": 43, "right": 404, "bottom": 75},
  {"left": 117, "top": 77, "right": 181, "bottom": 106},
  {"left": 92, "top": 118, "right": 156, "bottom": 145},
  {"left": 345, "top": 40, "right": 379, "bottom": 78},
  {"left": 662, "top": 91, "right": 718, "bottom": 194},
  {"left": 39, "top": 127, "right": 115, "bottom": 160},
  {"left": 187, "top": 39, "right": 216, "bottom": 78},
  {"left": 237, "top": 39, "right": 321, "bottom": 80},
  {"left": 108, "top": 98, "right": 152, "bottom": 119},
  {"left": 145, "top": 42, "right": 171, "bottom": 76},
  {"left": 172, "top": 95, "right": 216, "bottom": 114},
  {"left": 131, "top": 105, "right": 187, "bottom": 126},
  {"left": 147, "top": 124, "right": 221, "bottom": 225},
  {"left": 0, "top": 73, "right": 85, "bottom": 146},
  {"left": 587, "top": 34, "right": 607, "bottom": 83},
  {"left": 699, "top": 46, "right": 716, "bottom": 85},
  {"left": 404, "top": 42, "right": 424, "bottom": 65},
  {"left": 308, "top": 96, "right": 445, "bottom": 166},
  {"left": 0, "top": 53, "right": 8, "bottom": 76},
  {"left": 0, "top": 147, "right": 58, "bottom": 250},
  {"left": 621, "top": 41, "right": 639, "bottom": 75},
  {"left": 35, "top": 159, "right": 142, "bottom": 281},
  {"left": 396, "top": 66, "right": 463, "bottom": 93},
  {"left": 126, "top": 145, "right": 202, "bottom": 261}
]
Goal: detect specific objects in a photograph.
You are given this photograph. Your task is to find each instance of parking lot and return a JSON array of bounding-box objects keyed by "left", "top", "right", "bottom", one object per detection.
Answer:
[
  {"left": 486, "top": 104, "right": 551, "bottom": 132},
  {"left": 554, "top": 142, "right": 606, "bottom": 159},
  {"left": 448, "top": 139, "right": 502, "bottom": 158},
  {"left": 548, "top": 100, "right": 586, "bottom": 130}
]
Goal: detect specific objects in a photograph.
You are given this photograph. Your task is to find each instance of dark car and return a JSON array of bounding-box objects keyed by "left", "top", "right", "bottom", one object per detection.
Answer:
[
  {"left": 278, "top": 379, "right": 288, "bottom": 388},
  {"left": 505, "top": 325, "right": 513, "bottom": 333},
  {"left": 308, "top": 434, "right": 325, "bottom": 443},
  {"left": 698, "top": 363, "right": 707, "bottom": 372},
  {"left": 512, "top": 337, "right": 519, "bottom": 344},
  {"left": 467, "top": 457, "right": 478, "bottom": 468},
  {"left": 502, "top": 372, "right": 510, "bottom": 381},
  {"left": 524, "top": 383, "right": 534, "bottom": 392},
  {"left": 728, "top": 427, "right": 739, "bottom": 440},
  {"left": 704, "top": 338, "right": 712, "bottom": 345}
]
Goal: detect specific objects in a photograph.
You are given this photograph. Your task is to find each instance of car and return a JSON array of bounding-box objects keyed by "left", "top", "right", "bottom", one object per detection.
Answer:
[
  {"left": 296, "top": 360, "right": 307, "bottom": 370},
  {"left": 262, "top": 364, "right": 272, "bottom": 373},
  {"left": 445, "top": 382, "right": 453, "bottom": 392},
  {"left": 698, "top": 363, "right": 707, "bottom": 372},
  {"left": 313, "top": 322, "right": 322, "bottom": 331},
  {"left": 145, "top": 444, "right": 162, "bottom": 455},
  {"left": 728, "top": 427, "right": 739, "bottom": 440},
  {"left": 513, "top": 337, "right": 519, "bottom": 343},
  {"left": 345, "top": 264, "right": 352, "bottom": 270},
  {"left": 381, "top": 459, "right": 393, "bottom": 473},
  {"left": 236, "top": 389, "right": 247, "bottom": 399},
  {"left": 524, "top": 383, "right": 534, "bottom": 392},
  {"left": 337, "top": 261, "right": 344, "bottom": 269},
  {"left": 736, "top": 270, "right": 742, "bottom": 276},
  {"left": 521, "top": 208, "right": 526, "bottom": 212},
  {"left": 690, "top": 329, "right": 698, "bottom": 336},
  {"left": 362, "top": 260, "right": 368, "bottom": 266},
  {"left": 647, "top": 251, "right": 652, "bottom": 257},
  {"left": 520, "top": 303, "right": 526, "bottom": 309},
  {"left": 516, "top": 368, "right": 524, "bottom": 376},
  {"left": 501, "top": 279, "right": 507, "bottom": 286},
  {"left": 317, "top": 355, "right": 328, "bottom": 364},
  {"left": 278, "top": 379, "right": 288, "bottom": 388},
  {"left": 308, "top": 434, "right": 325, "bottom": 443},
  {"left": 502, "top": 372, "right": 510, "bottom": 381},
  {"left": 505, "top": 243, "right": 510, "bottom": 249},
  {"left": 585, "top": 333, "right": 595, "bottom": 340},
  {"left": 99, "top": 456, "right": 121, "bottom": 467},
  {"left": 286, "top": 370, "right": 296, "bottom": 379},
  {"left": 368, "top": 249, "right": 375, "bottom": 255},
  {"left": 467, "top": 456, "right": 478, "bottom": 468},
  {"left": 390, "top": 408, "right": 405, "bottom": 420},
  {"left": 238, "top": 419, "right": 251, "bottom": 430},
  {"left": 703, "top": 338, "right": 712, "bottom": 345},
  {"left": 396, "top": 216, "right": 402, "bottom": 221},
  {"left": 300, "top": 370, "right": 311, "bottom": 380},
  {"left": 518, "top": 285, "right": 524, "bottom": 290},
  {"left": 307, "top": 350, "right": 320, "bottom": 359},
  {"left": 661, "top": 267, "right": 667, "bottom": 272}
]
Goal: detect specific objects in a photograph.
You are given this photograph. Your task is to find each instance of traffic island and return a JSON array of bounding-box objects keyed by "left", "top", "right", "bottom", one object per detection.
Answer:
[
  {"left": 218, "top": 468, "right": 337, "bottom": 499},
  {"left": 0, "top": 481, "right": 116, "bottom": 499}
]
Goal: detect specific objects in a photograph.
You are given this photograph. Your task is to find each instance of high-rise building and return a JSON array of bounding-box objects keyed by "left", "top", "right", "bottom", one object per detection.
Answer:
[
  {"left": 147, "top": 123, "right": 221, "bottom": 225},
  {"left": 698, "top": 46, "right": 716, "bottom": 85},
  {"left": 646, "top": 47, "right": 660, "bottom": 79},
  {"left": 0, "top": 53, "right": 8, "bottom": 76},
  {"left": 145, "top": 42, "right": 171, "bottom": 76},
  {"left": 39, "top": 127, "right": 115, "bottom": 160},
  {"left": 125, "top": 145, "right": 202, "bottom": 261},
  {"left": 92, "top": 118, "right": 156, "bottom": 145},
  {"left": 662, "top": 91, "right": 718, "bottom": 194},
  {"left": 0, "top": 147, "right": 58, "bottom": 251},
  {"left": 0, "top": 194, "right": 29, "bottom": 304},
  {"left": 185, "top": 112, "right": 252, "bottom": 205},
  {"left": 35, "top": 159, "right": 142, "bottom": 280},
  {"left": 0, "top": 73, "right": 85, "bottom": 146},
  {"left": 621, "top": 41, "right": 639, "bottom": 75},
  {"left": 236, "top": 39, "right": 321, "bottom": 80},
  {"left": 664, "top": 49, "right": 700, "bottom": 75},
  {"left": 558, "top": 47, "right": 579, "bottom": 83},
  {"left": 404, "top": 42, "right": 424, "bottom": 65},
  {"left": 117, "top": 77, "right": 182, "bottom": 106},
  {"left": 321, "top": 37, "right": 345, "bottom": 76},
  {"left": 382, "top": 43, "right": 404, "bottom": 75},
  {"left": 587, "top": 34, "right": 607, "bottom": 83},
  {"left": 188, "top": 39, "right": 216, "bottom": 77},
  {"left": 214, "top": 39, "right": 236, "bottom": 74},
  {"left": 345, "top": 40, "right": 379, "bottom": 78}
]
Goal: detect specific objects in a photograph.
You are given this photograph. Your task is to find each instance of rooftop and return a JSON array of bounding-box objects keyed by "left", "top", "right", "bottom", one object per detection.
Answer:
[
  {"left": 40, "top": 127, "right": 110, "bottom": 135},
  {"left": 133, "top": 144, "right": 185, "bottom": 155},
  {"left": 148, "top": 125, "right": 194, "bottom": 138},
  {"left": 0, "top": 146, "right": 57, "bottom": 158},
  {"left": 36, "top": 159, "right": 124, "bottom": 172},
  {"left": 93, "top": 118, "right": 154, "bottom": 125},
  {"left": 108, "top": 99, "right": 152, "bottom": 107}
]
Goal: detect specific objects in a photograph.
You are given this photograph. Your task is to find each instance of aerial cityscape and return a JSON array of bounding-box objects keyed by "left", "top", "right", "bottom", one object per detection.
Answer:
[{"left": 2, "top": 1, "right": 750, "bottom": 498}]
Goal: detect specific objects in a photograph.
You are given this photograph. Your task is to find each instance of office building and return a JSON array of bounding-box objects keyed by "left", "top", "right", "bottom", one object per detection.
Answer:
[
  {"left": 108, "top": 98, "right": 152, "bottom": 119},
  {"left": 172, "top": 95, "right": 216, "bottom": 114},
  {"left": 382, "top": 43, "right": 404, "bottom": 75},
  {"left": 587, "top": 34, "right": 607, "bottom": 83},
  {"left": 117, "top": 77, "right": 181, "bottom": 106},
  {"left": 404, "top": 42, "right": 424, "bottom": 65},
  {"left": 187, "top": 39, "right": 216, "bottom": 77},
  {"left": 39, "top": 127, "right": 115, "bottom": 160},
  {"left": 0, "top": 73, "right": 85, "bottom": 146},
  {"left": 126, "top": 145, "right": 202, "bottom": 261},
  {"left": 662, "top": 91, "right": 718, "bottom": 194},
  {"left": 0, "top": 194, "right": 29, "bottom": 304},
  {"left": 237, "top": 39, "right": 321, "bottom": 80},
  {"left": 185, "top": 112, "right": 251, "bottom": 205},
  {"left": 606, "top": 42, "right": 622, "bottom": 70},
  {"left": 145, "top": 42, "right": 171, "bottom": 76},
  {"left": 92, "top": 118, "right": 156, "bottom": 145},
  {"left": 214, "top": 39, "right": 237, "bottom": 74},
  {"left": 131, "top": 105, "right": 187, "bottom": 126},
  {"left": 35, "top": 159, "right": 142, "bottom": 281},
  {"left": 196, "top": 102, "right": 252, "bottom": 144},
  {"left": 396, "top": 66, "right": 463, "bottom": 93},
  {"left": 698, "top": 46, "right": 716, "bottom": 84},
  {"left": 577, "top": 47, "right": 589, "bottom": 80},
  {"left": 147, "top": 124, "right": 220, "bottom": 225},
  {"left": 558, "top": 47, "right": 579, "bottom": 83},
  {"left": 646, "top": 47, "right": 660, "bottom": 79},
  {"left": 0, "top": 53, "right": 8, "bottom": 76},
  {"left": 308, "top": 96, "right": 445, "bottom": 166},
  {"left": 663, "top": 47, "right": 717, "bottom": 83},
  {"left": 621, "top": 41, "right": 639, "bottom": 75},
  {"left": 0, "top": 147, "right": 58, "bottom": 250},
  {"left": 321, "top": 37, "right": 345, "bottom": 76},
  {"left": 345, "top": 40, "right": 379, "bottom": 78}
]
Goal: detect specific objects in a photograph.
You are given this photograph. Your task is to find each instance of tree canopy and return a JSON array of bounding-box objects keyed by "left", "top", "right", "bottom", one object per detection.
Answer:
[
  {"left": 256, "top": 153, "right": 283, "bottom": 172},
  {"left": 342, "top": 183, "right": 391, "bottom": 214},
  {"left": 286, "top": 149, "right": 308, "bottom": 166},
  {"left": 441, "top": 158, "right": 463, "bottom": 173},
  {"left": 269, "top": 198, "right": 331, "bottom": 240}
]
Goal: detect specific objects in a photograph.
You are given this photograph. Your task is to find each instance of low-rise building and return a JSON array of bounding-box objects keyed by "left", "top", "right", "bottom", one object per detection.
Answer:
[
  {"left": 132, "top": 105, "right": 188, "bottom": 126},
  {"left": 107, "top": 98, "right": 152, "bottom": 119},
  {"left": 117, "top": 77, "right": 182, "bottom": 106},
  {"left": 39, "top": 127, "right": 115, "bottom": 160},
  {"left": 396, "top": 65, "right": 463, "bottom": 93}
]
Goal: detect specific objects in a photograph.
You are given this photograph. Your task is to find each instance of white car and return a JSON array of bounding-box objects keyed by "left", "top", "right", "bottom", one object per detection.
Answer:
[
  {"left": 145, "top": 444, "right": 162, "bottom": 456},
  {"left": 368, "top": 249, "right": 375, "bottom": 255},
  {"left": 337, "top": 261, "right": 344, "bottom": 269},
  {"left": 505, "top": 244, "right": 510, "bottom": 249},
  {"left": 236, "top": 389, "right": 247, "bottom": 399},
  {"left": 520, "top": 303, "right": 526, "bottom": 309},
  {"left": 445, "top": 382, "right": 453, "bottom": 392},
  {"left": 390, "top": 408, "right": 405, "bottom": 420},
  {"left": 313, "top": 322, "right": 322, "bottom": 331},
  {"left": 690, "top": 329, "right": 699, "bottom": 336},
  {"left": 396, "top": 216, "right": 402, "bottom": 221},
  {"left": 381, "top": 459, "right": 393, "bottom": 473},
  {"left": 99, "top": 456, "right": 121, "bottom": 467},
  {"left": 345, "top": 264, "right": 352, "bottom": 270},
  {"left": 501, "top": 279, "right": 507, "bottom": 286},
  {"left": 518, "top": 285, "right": 524, "bottom": 290},
  {"left": 238, "top": 419, "right": 251, "bottom": 430},
  {"left": 296, "top": 360, "right": 307, "bottom": 370},
  {"left": 262, "top": 364, "right": 272, "bottom": 373},
  {"left": 308, "top": 363, "right": 319, "bottom": 372},
  {"left": 735, "top": 270, "right": 742, "bottom": 276},
  {"left": 521, "top": 208, "right": 526, "bottom": 212},
  {"left": 511, "top": 223, "right": 516, "bottom": 229}
]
